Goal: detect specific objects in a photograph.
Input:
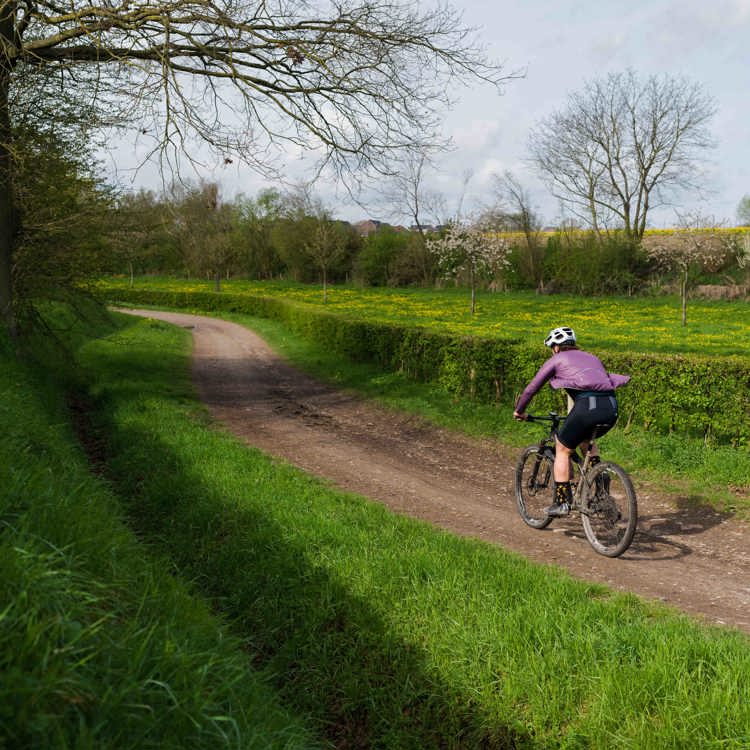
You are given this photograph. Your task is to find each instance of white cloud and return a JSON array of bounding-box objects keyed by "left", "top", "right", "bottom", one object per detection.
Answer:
[{"left": 449, "top": 119, "right": 502, "bottom": 153}]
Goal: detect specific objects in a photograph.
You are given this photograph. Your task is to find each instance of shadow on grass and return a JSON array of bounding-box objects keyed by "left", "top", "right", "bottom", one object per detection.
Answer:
[{"left": 84, "top": 411, "right": 534, "bottom": 750}]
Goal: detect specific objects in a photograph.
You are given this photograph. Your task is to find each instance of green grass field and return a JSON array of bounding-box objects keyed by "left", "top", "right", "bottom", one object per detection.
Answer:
[
  {"left": 100, "top": 277, "right": 750, "bottom": 357},
  {"left": 7, "top": 294, "right": 749, "bottom": 746},
  {"left": 65, "top": 307, "right": 750, "bottom": 748}
]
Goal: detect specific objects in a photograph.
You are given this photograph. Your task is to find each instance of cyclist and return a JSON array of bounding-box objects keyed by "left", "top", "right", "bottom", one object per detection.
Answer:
[{"left": 513, "top": 326, "right": 630, "bottom": 516}]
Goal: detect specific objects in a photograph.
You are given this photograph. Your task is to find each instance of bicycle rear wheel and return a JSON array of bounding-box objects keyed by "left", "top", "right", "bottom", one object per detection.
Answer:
[
  {"left": 514, "top": 446, "right": 554, "bottom": 529},
  {"left": 581, "top": 462, "right": 637, "bottom": 557}
]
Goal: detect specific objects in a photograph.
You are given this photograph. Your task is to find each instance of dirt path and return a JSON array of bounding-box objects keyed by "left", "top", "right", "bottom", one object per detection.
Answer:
[{"left": 122, "top": 309, "right": 750, "bottom": 633}]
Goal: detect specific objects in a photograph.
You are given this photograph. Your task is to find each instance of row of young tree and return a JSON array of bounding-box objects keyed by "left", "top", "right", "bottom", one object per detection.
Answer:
[{"left": 116, "top": 180, "right": 749, "bottom": 310}]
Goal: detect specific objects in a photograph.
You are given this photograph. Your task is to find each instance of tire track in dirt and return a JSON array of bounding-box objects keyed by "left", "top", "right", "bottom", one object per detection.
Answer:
[{"left": 121, "top": 309, "right": 750, "bottom": 634}]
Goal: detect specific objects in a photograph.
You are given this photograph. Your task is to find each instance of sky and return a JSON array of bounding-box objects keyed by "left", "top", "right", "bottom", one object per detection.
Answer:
[{"left": 102, "top": 0, "right": 750, "bottom": 229}]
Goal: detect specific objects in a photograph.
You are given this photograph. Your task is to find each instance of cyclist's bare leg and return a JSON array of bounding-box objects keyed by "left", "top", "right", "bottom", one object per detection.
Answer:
[
  {"left": 553, "top": 436, "right": 574, "bottom": 482},
  {"left": 555, "top": 438, "right": 600, "bottom": 481}
]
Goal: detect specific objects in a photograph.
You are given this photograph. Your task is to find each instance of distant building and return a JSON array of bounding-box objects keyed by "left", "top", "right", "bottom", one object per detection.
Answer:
[
  {"left": 353, "top": 219, "right": 384, "bottom": 237},
  {"left": 410, "top": 224, "right": 447, "bottom": 234}
]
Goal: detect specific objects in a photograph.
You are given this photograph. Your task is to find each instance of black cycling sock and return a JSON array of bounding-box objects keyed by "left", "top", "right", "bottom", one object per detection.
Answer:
[
  {"left": 555, "top": 481, "right": 572, "bottom": 505},
  {"left": 589, "top": 455, "right": 601, "bottom": 466}
]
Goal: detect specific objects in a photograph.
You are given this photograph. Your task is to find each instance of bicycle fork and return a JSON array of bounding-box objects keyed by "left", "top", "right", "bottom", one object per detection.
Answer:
[{"left": 528, "top": 446, "right": 554, "bottom": 492}]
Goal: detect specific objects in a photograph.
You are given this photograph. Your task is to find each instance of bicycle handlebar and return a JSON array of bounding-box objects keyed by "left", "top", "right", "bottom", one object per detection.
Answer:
[{"left": 524, "top": 412, "right": 563, "bottom": 423}]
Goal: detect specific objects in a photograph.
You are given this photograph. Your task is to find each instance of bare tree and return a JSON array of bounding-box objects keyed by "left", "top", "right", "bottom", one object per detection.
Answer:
[
  {"left": 529, "top": 71, "right": 716, "bottom": 239},
  {"left": 377, "top": 149, "right": 448, "bottom": 285},
  {"left": 0, "top": 0, "right": 514, "bottom": 333},
  {"left": 381, "top": 150, "right": 444, "bottom": 238},
  {"left": 485, "top": 170, "right": 545, "bottom": 289},
  {"left": 642, "top": 213, "right": 731, "bottom": 326}
]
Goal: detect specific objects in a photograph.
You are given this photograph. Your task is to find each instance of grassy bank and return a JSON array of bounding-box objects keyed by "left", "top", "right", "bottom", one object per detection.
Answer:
[
  {"left": 0, "top": 314, "right": 321, "bottom": 748},
  {"left": 72, "top": 309, "right": 750, "bottom": 748}
]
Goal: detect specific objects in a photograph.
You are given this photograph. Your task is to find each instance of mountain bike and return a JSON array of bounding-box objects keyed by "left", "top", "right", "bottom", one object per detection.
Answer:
[{"left": 514, "top": 412, "right": 638, "bottom": 557}]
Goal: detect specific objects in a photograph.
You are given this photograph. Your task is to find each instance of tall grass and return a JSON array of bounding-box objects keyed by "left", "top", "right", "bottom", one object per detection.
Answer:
[
  {"left": 74, "top": 310, "right": 750, "bottom": 748},
  {"left": 0, "top": 316, "right": 321, "bottom": 749}
]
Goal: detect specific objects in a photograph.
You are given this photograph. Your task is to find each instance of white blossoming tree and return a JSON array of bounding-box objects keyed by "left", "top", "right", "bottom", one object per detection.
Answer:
[
  {"left": 642, "top": 213, "right": 732, "bottom": 326},
  {"left": 427, "top": 222, "right": 510, "bottom": 313}
]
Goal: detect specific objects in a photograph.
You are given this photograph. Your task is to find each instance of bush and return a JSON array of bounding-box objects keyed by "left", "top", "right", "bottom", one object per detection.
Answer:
[{"left": 542, "top": 230, "right": 647, "bottom": 295}]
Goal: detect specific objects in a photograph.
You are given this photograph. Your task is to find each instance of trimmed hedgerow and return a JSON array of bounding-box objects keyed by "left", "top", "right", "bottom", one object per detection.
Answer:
[{"left": 102, "top": 286, "right": 750, "bottom": 446}]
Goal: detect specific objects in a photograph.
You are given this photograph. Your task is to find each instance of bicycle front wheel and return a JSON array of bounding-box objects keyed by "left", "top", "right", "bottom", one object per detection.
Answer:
[
  {"left": 581, "top": 462, "right": 637, "bottom": 557},
  {"left": 514, "top": 446, "right": 554, "bottom": 529}
]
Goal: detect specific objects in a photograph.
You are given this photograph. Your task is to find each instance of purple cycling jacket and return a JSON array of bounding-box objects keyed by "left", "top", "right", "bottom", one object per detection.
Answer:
[{"left": 515, "top": 349, "right": 630, "bottom": 414}]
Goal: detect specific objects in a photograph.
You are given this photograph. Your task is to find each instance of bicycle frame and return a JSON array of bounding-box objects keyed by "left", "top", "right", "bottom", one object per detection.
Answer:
[
  {"left": 516, "top": 411, "right": 638, "bottom": 556},
  {"left": 524, "top": 412, "right": 598, "bottom": 510}
]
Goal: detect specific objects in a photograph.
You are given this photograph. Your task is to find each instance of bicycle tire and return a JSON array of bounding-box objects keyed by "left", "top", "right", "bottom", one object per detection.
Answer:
[
  {"left": 514, "top": 446, "right": 554, "bottom": 529},
  {"left": 581, "top": 461, "right": 637, "bottom": 557}
]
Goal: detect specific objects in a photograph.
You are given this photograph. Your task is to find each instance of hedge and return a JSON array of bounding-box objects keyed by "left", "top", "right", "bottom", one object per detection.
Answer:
[{"left": 101, "top": 286, "right": 750, "bottom": 446}]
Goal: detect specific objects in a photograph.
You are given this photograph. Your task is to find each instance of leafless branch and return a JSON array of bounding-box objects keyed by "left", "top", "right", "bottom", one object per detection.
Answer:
[{"left": 529, "top": 70, "right": 716, "bottom": 239}]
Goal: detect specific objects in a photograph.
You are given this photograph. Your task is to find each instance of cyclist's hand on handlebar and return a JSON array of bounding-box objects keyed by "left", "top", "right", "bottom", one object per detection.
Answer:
[{"left": 513, "top": 411, "right": 528, "bottom": 421}]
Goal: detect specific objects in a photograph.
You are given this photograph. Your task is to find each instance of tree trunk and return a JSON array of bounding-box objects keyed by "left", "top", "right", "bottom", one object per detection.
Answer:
[
  {"left": 681, "top": 269, "right": 688, "bottom": 327},
  {"left": 470, "top": 267, "right": 476, "bottom": 314},
  {"left": 622, "top": 201, "right": 632, "bottom": 239},
  {"left": 322, "top": 267, "right": 328, "bottom": 303},
  {"left": 0, "top": 36, "right": 16, "bottom": 335},
  {"left": 214, "top": 269, "right": 221, "bottom": 292}
]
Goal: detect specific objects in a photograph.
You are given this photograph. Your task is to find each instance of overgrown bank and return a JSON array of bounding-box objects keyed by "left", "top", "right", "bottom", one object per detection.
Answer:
[{"left": 0, "top": 315, "right": 321, "bottom": 749}]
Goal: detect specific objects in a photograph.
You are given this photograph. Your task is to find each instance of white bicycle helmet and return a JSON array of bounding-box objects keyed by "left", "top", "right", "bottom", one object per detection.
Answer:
[{"left": 544, "top": 326, "right": 576, "bottom": 347}]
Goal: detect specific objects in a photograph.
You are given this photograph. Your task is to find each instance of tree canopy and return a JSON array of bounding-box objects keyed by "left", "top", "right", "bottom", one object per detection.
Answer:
[{"left": 0, "top": 0, "right": 511, "bottom": 332}]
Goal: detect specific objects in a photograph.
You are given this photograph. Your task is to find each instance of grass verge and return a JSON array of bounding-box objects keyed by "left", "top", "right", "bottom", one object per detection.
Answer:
[
  {"left": 75, "top": 310, "right": 750, "bottom": 748},
  {"left": 0, "top": 314, "right": 322, "bottom": 749}
]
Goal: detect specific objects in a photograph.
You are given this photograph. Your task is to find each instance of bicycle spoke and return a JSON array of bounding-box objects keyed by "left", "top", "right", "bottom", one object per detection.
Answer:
[
  {"left": 515, "top": 447, "right": 554, "bottom": 529},
  {"left": 581, "top": 463, "right": 637, "bottom": 557}
]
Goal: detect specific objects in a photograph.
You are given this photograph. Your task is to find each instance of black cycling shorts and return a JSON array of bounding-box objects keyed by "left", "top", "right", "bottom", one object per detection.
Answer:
[{"left": 557, "top": 392, "right": 619, "bottom": 449}]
